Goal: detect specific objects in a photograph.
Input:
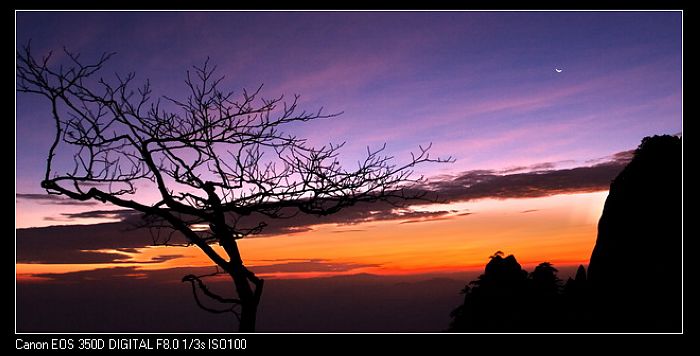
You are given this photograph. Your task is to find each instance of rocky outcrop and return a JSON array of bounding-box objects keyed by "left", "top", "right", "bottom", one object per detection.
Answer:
[{"left": 587, "top": 135, "right": 682, "bottom": 332}]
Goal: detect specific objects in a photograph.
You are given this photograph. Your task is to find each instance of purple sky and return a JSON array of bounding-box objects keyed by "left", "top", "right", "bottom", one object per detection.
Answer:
[
  {"left": 16, "top": 11, "right": 681, "bottom": 195},
  {"left": 15, "top": 11, "right": 682, "bottom": 333}
]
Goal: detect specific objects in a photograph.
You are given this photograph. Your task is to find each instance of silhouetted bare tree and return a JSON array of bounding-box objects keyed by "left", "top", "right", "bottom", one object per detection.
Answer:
[{"left": 17, "top": 44, "right": 450, "bottom": 332}]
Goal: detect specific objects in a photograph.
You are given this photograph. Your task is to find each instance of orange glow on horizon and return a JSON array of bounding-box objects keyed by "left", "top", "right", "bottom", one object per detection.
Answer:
[{"left": 16, "top": 192, "right": 608, "bottom": 281}]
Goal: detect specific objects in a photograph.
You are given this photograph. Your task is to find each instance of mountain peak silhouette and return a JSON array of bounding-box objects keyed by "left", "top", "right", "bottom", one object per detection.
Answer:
[
  {"left": 449, "top": 135, "right": 681, "bottom": 332},
  {"left": 587, "top": 134, "right": 681, "bottom": 332},
  {"left": 482, "top": 253, "right": 527, "bottom": 282}
]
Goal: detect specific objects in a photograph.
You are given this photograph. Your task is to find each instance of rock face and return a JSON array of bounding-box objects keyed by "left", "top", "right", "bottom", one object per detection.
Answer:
[{"left": 587, "top": 135, "right": 681, "bottom": 332}]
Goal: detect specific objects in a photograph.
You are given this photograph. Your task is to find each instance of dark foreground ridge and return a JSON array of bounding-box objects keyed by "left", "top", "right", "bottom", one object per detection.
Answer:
[
  {"left": 588, "top": 135, "right": 682, "bottom": 332},
  {"left": 449, "top": 135, "right": 682, "bottom": 332}
]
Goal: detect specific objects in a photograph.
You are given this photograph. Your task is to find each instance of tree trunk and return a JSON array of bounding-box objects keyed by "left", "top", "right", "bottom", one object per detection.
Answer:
[
  {"left": 230, "top": 266, "right": 263, "bottom": 332},
  {"left": 239, "top": 300, "right": 258, "bottom": 332},
  {"left": 217, "top": 227, "right": 264, "bottom": 332}
]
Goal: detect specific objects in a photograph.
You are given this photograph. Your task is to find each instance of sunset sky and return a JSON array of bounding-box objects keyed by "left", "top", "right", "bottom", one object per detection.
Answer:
[{"left": 16, "top": 11, "right": 681, "bottom": 287}]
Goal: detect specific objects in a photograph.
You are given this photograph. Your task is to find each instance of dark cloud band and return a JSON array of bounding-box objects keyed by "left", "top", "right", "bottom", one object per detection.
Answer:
[{"left": 17, "top": 151, "right": 630, "bottom": 265}]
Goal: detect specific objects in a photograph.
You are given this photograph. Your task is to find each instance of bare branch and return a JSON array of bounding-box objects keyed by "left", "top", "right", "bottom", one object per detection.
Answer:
[
  {"left": 17, "top": 43, "right": 452, "bottom": 332},
  {"left": 182, "top": 272, "right": 241, "bottom": 319}
]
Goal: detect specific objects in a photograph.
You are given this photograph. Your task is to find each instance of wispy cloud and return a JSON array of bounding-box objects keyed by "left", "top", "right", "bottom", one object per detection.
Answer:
[
  {"left": 250, "top": 259, "right": 381, "bottom": 274},
  {"left": 28, "top": 258, "right": 380, "bottom": 282},
  {"left": 30, "top": 266, "right": 149, "bottom": 283},
  {"left": 421, "top": 157, "right": 629, "bottom": 203},
  {"left": 16, "top": 193, "right": 98, "bottom": 206},
  {"left": 498, "top": 162, "right": 557, "bottom": 174},
  {"left": 60, "top": 209, "right": 141, "bottom": 220},
  {"left": 331, "top": 229, "right": 368, "bottom": 234}
]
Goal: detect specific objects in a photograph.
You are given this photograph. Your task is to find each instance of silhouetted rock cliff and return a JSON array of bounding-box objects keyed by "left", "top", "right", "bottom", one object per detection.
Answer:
[{"left": 587, "top": 135, "right": 681, "bottom": 332}]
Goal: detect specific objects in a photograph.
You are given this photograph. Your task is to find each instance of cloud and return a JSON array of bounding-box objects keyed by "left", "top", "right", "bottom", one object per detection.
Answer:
[
  {"left": 32, "top": 266, "right": 148, "bottom": 283},
  {"left": 333, "top": 209, "right": 453, "bottom": 226},
  {"left": 23, "top": 250, "right": 134, "bottom": 264},
  {"left": 42, "top": 209, "right": 142, "bottom": 225},
  {"left": 99, "top": 254, "right": 183, "bottom": 265},
  {"left": 498, "top": 162, "right": 557, "bottom": 174},
  {"left": 59, "top": 209, "right": 140, "bottom": 220},
  {"left": 43, "top": 216, "right": 72, "bottom": 222},
  {"left": 331, "top": 229, "right": 367, "bottom": 234},
  {"left": 16, "top": 193, "right": 98, "bottom": 206},
  {"left": 585, "top": 149, "right": 635, "bottom": 166},
  {"left": 420, "top": 156, "right": 629, "bottom": 204},
  {"left": 611, "top": 150, "right": 636, "bottom": 163},
  {"left": 28, "top": 259, "right": 379, "bottom": 283},
  {"left": 398, "top": 211, "right": 457, "bottom": 224},
  {"left": 17, "top": 221, "right": 189, "bottom": 264},
  {"left": 136, "top": 254, "right": 184, "bottom": 264},
  {"left": 249, "top": 259, "right": 381, "bottom": 274},
  {"left": 17, "top": 150, "right": 631, "bottom": 265}
]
